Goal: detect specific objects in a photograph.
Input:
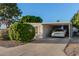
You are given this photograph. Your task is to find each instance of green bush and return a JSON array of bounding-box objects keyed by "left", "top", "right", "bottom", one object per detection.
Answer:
[{"left": 8, "top": 22, "right": 35, "bottom": 42}]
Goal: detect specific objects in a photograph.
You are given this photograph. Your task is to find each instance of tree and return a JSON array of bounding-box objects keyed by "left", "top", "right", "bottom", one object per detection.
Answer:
[
  {"left": 20, "top": 15, "right": 43, "bottom": 23},
  {"left": 0, "top": 3, "right": 22, "bottom": 23},
  {"left": 71, "top": 11, "right": 79, "bottom": 29},
  {"left": 56, "top": 20, "right": 60, "bottom": 22}
]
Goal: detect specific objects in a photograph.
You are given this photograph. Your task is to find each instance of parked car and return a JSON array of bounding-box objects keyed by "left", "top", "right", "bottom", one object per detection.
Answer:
[{"left": 51, "top": 29, "right": 66, "bottom": 37}]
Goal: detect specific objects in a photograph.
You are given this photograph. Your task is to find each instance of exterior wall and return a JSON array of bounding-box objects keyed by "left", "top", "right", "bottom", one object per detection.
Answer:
[
  {"left": 42, "top": 25, "right": 53, "bottom": 38},
  {"left": 29, "top": 23, "right": 43, "bottom": 39}
]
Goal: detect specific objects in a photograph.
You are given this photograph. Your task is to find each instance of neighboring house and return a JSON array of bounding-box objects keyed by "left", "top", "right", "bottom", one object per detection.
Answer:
[
  {"left": 29, "top": 22, "right": 72, "bottom": 39},
  {"left": 0, "top": 23, "right": 7, "bottom": 29},
  {"left": 0, "top": 20, "right": 10, "bottom": 29}
]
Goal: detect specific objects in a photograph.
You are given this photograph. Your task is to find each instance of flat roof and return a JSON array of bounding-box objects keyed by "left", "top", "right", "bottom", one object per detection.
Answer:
[
  {"left": 42, "top": 22, "right": 72, "bottom": 25},
  {"left": 28, "top": 22, "right": 72, "bottom": 25}
]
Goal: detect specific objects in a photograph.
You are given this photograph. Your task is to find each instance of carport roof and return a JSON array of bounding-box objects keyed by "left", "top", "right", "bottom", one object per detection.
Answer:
[{"left": 42, "top": 22, "right": 72, "bottom": 25}]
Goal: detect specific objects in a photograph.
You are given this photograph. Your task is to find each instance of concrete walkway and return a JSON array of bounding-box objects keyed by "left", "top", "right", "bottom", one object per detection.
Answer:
[{"left": 0, "top": 38, "right": 69, "bottom": 56}]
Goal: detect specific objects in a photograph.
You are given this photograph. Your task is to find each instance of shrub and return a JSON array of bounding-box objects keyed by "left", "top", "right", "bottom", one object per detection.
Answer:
[{"left": 8, "top": 22, "right": 35, "bottom": 42}]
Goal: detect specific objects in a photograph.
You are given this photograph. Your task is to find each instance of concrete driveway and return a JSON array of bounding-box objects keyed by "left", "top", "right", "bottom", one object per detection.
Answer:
[{"left": 0, "top": 38, "right": 69, "bottom": 56}]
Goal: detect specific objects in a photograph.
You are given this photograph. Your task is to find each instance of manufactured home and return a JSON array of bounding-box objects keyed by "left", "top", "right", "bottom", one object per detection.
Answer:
[{"left": 30, "top": 22, "right": 72, "bottom": 39}]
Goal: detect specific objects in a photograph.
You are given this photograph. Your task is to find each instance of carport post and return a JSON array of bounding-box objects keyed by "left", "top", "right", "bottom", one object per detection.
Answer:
[{"left": 69, "top": 23, "right": 72, "bottom": 39}]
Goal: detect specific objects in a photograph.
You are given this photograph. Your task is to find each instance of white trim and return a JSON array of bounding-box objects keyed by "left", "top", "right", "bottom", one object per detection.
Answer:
[{"left": 42, "top": 22, "right": 71, "bottom": 25}]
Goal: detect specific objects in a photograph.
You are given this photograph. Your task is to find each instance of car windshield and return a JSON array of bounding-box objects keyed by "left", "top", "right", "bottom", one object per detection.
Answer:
[{"left": 54, "top": 29, "right": 64, "bottom": 31}]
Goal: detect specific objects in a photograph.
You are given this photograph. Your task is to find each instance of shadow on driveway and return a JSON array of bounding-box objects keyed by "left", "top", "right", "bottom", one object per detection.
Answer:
[{"left": 31, "top": 38, "right": 70, "bottom": 44}]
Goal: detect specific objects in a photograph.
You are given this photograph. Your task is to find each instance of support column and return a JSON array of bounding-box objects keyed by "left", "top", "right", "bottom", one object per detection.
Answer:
[{"left": 69, "top": 23, "right": 72, "bottom": 39}]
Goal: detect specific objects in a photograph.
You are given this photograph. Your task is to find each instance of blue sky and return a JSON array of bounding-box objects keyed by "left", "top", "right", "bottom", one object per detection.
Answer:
[{"left": 17, "top": 3, "right": 79, "bottom": 22}]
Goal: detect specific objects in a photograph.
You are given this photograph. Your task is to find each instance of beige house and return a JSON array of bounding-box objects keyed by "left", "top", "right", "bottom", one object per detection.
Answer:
[{"left": 30, "top": 22, "right": 72, "bottom": 39}]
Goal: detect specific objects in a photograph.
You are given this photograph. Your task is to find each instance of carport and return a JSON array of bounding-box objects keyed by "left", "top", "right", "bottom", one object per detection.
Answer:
[{"left": 42, "top": 22, "right": 72, "bottom": 39}]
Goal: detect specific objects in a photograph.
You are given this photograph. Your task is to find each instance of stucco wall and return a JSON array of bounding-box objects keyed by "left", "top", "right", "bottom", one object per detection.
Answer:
[
  {"left": 29, "top": 23, "right": 43, "bottom": 39},
  {"left": 43, "top": 25, "right": 53, "bottom": 38}
]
